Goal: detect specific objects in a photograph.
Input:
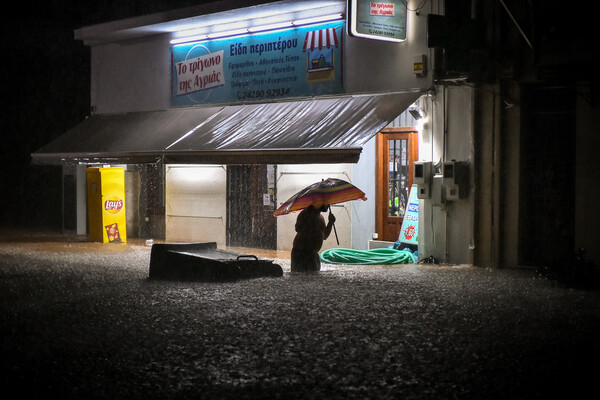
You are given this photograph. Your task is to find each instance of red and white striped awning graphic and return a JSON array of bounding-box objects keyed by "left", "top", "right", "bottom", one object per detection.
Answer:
[{"left": 303, "top": 28, "right": 339, "bottom": 51}]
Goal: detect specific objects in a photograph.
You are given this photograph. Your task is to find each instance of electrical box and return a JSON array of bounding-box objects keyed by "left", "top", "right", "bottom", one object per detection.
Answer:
[
  {"left": 414, "top": 161, "right": 432, "bottom": 199},
  {"left": 414, "top": 161, "right": 432, "bottom": 185},
  {"left": 442, "top": 161, "right": 469, "bottom": 200},
  {"left": 417, "top": 184, "right": 431, "bottom": 199}
]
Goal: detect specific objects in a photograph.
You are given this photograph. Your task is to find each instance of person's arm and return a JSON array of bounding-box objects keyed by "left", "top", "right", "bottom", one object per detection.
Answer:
[{"left": 323, "top": 213, "right": 336, "bottom": 240}]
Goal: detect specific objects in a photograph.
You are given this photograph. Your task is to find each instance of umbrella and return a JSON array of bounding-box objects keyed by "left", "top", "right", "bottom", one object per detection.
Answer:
[
  {"left": 273, "top": 178, "right": 367, "bottom": 217},
  {"left": 273, "top": 178, "right": 367, "bottom": 245}
]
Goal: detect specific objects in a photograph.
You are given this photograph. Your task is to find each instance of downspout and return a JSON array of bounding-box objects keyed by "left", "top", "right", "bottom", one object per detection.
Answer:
[
  {"left": 490, "top": 88, "right": 497, "bottom": 267},
  {"left": 443, "top": 84, "right": 449, "bottom": 262}
]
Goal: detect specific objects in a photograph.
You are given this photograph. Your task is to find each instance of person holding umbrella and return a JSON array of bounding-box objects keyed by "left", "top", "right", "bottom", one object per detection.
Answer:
[
  {"left": 273, "top": 178, "right": 367, "bottom": 272},
  {"left": 291, "top": 205, "right": 336, "bottom": 272}
]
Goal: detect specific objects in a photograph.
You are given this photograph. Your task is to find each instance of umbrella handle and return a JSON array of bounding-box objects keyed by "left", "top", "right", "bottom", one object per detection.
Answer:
[{"left": 329, "top": 206, "right": 339, "bottom": 245}]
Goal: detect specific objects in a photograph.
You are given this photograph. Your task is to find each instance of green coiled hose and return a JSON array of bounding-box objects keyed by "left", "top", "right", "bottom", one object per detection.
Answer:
[{"left": 320, "top": 248, "right": 416, "bottom": 265}]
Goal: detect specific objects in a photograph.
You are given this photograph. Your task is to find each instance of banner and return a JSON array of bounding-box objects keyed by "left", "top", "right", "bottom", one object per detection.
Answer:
[
  {"left": 174, "top": 50, "right": 225, "bottom": 96},
  {"left": 171, "top": 21, "right": 344, "bottom": 107},
  {"left": 399, "top": 185, "right": 419, "bottom": 245}
]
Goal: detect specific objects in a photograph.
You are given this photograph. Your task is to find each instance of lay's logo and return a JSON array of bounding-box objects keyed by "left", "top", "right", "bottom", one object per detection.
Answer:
[{"left": 104, "top": 197, "right": 123, "bottom": 214}]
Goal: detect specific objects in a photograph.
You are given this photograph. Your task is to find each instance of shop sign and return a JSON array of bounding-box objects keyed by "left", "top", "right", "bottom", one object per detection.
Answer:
[
  {"left": 171, "top": 21, "right": 344, "bottom": 107},
  {"left": 399, "top": 185, "right": 419, "bottom": 245},
  {"left": 348, "top": 0, "right": 407, "bottom": 42}
]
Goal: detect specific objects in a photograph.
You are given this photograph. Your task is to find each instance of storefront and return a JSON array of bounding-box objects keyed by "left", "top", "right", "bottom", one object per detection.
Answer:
[{"left": 32, "top": 0, "right": 435, "bottom": 252}]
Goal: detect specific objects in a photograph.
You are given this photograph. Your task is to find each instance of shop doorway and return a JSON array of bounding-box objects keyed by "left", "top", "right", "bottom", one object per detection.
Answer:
[
  {"left": 376, "top": 128, "right": 419, "bottom": 242},
  {"left": 227, "top": 165, "right": 277, "bottom": 249}
]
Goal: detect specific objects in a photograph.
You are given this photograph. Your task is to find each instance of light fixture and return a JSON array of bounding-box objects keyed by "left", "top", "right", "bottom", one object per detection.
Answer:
[
  {"left": 292, "top": 13, "right": 343, "bottom": 26},
  {"left": 170, "top": 13, "right": 344, "bottom": 45},
  {"left": 206, "top": 28, "right": 249, "bottom": 39},
  {"left": 247, "top": 21, "right": 293, "bottom": 33},
  {"left": 408, "top": 105, "right": 426, "bottom": 121},
  {"left": 170, "top": 34, "right": 208, "bottom": 45}
]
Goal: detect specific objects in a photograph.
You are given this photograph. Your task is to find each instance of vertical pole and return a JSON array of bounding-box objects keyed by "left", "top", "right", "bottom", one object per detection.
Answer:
[{"left": 329, "top": 205, "right": 339, "bottom": 245}]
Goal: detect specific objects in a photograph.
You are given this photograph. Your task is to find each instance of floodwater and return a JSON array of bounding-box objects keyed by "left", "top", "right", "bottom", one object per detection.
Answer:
[{"left": 1, "top": 231, "right": 599, "bottom": 399}]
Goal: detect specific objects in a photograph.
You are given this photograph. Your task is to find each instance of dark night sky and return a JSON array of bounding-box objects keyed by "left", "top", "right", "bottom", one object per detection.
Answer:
[
  {"left": 2, "top": 1, "right": 202, "bottom": 154},
  {"left": 0, "top": 1, "right": 204, "bottom": 229}
]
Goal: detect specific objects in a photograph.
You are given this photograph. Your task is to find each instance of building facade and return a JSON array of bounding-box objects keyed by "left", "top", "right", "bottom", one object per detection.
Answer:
[{"left": 33, "top": 0, "right": 600, "bottom": 276}]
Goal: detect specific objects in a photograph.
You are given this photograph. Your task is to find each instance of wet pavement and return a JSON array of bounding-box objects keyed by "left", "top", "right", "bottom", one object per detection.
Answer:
[{"left": 1, "top": 231, "right": 599, "bottom": 399}]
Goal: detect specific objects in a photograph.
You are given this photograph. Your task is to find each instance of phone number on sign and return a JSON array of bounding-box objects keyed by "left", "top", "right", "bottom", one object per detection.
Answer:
[{"left": 237, "top": 88, "right": 290, "bottom": 100}]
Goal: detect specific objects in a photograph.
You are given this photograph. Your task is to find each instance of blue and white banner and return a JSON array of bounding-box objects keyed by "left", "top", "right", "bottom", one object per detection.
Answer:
[
  {"left": 171, "top": 21, "right": 344, "bottom": 107},
  {"left": 399, "top": 185, "right": 419, "bottom": 245}
]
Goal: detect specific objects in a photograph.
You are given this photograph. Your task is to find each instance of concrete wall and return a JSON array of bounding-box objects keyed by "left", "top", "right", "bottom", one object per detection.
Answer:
[
  {"left": 124, "top": 169, "right": 141, "bottom": 239},
  {"left": 417, "top": 85, "right": 475, "bottom": 265},
  {"left": 444, "top": 86, "right": 475, "bottom": 265},
  {"left": 575, "top": 95, "right": 600, "bottom": 266},
  {"left": 499, "top": 84, "right": 521, "bottom": 268},
  {"left": 474, "top": 82, "right": 600, "bottom": 270},
  {"left": 472, "top": 84, "right": 501, "bottom": 268},
  {"left": 91, "top": 37, "right": 172, "bottom": 114},
  {"left": 344, "top": 0, "right": 436, "bottom": 95},
  {"left": 352, "top": 138, "right": 376, "bottom": 250}
]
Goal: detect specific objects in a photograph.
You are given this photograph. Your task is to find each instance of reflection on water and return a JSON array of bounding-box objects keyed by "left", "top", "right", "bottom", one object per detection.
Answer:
[{"left": 2, "top": 231, "right": 599, "bottom": 400}]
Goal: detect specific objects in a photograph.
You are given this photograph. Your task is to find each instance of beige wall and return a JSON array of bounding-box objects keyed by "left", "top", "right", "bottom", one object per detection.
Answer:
[{"left": 165, "top": 165, "right": 227, "bottom": 244}]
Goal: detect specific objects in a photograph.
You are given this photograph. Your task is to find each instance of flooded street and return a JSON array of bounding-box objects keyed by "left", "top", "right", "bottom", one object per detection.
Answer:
[{"left": 1, "top": 232, "right": 599, "bottom": 399}]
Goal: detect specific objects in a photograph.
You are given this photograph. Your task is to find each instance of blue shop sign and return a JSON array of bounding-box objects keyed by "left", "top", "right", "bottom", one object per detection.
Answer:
[{"left": 171, "top": 21, "right": 344, "bottom": 107}]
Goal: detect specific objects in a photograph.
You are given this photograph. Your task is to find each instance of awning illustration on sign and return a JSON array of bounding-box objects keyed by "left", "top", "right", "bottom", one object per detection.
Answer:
[
  {"left": 303, "top": 28, "right": 339, "bottom": 51},
  {"left": 303, "top": 27, "right": 339, "bottom": 79},
  {"left": 171, "top": 21, "right": 344, "bottom": 107}
]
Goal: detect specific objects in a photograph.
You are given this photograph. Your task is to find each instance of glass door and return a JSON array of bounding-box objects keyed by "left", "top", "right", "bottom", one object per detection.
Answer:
[
  {"left": 376, "top": 128, "right": 418, "bottom": 242},
  {"left": 388, "top": 138, "right": 410, "bottom": 219}
]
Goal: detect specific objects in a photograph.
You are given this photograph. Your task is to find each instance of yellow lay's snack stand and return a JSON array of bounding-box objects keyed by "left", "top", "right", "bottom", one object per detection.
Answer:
[{"left": 87, "top": 167, "right": 127, "bottom": 243}]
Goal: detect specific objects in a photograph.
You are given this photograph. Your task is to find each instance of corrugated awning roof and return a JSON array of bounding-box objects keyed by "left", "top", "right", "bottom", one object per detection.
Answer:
[{"left": 31, "top": 92, "right": 420, "bottom": 165}]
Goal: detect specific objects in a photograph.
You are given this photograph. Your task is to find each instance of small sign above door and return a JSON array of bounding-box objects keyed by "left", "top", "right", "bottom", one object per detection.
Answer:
[{"left": 348, "top": 0, "right": 407, "bottom": 43}]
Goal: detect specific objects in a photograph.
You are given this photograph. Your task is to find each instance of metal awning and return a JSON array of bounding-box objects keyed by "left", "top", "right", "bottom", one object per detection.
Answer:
[{"left": 31, "top": 92, "right": 421, "bottom": 165}]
